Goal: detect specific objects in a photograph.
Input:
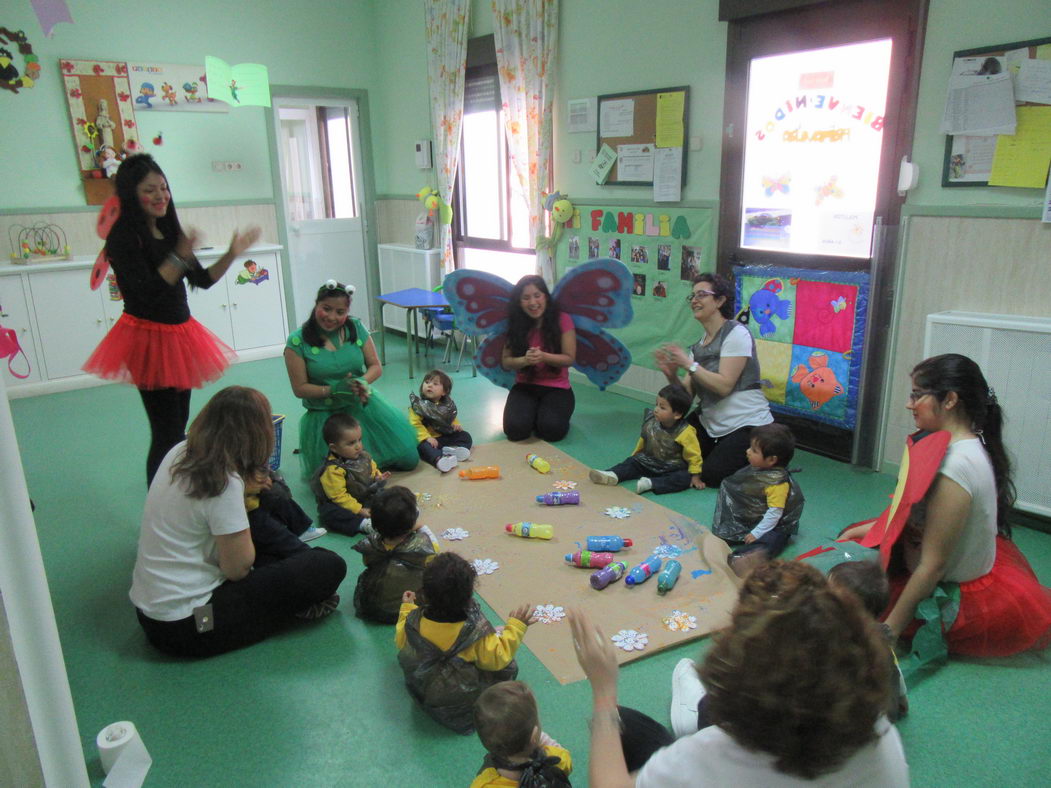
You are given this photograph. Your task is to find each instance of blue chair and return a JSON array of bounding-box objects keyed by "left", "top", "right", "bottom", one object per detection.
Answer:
[{"left": 421, "top": 286, "right": 475, "bottom": 375}]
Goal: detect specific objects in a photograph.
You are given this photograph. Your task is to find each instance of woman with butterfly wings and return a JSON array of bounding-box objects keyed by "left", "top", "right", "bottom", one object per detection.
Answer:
[{"left": 443, "top": 259, "right": 635, "bottom": 443}]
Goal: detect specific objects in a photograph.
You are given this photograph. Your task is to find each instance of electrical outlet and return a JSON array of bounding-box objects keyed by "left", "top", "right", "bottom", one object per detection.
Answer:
[
  {"left": 212, "top": 161, "right": 224, "bottom": 172},
  {"left": 213, "top": 161, "right": 244, "bottom": 172}
]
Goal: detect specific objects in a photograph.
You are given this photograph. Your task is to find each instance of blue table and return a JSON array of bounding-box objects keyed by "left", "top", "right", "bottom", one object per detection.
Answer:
[{"left": 375, "top": 287, "right": 452, "bottom": 379}]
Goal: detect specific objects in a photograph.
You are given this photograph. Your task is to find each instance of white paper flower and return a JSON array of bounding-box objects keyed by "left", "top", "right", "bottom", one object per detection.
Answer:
[
  {"left": 441, "top": 528, "right": 469, "bottom": 541},
  {"left": 611, "top": 629, "right": 649, "bottom": 651},
  {"left": 472, "top": 558, "right": 500, "bottom": 575},
  {"left": 552, "top": 479, "right": 578, "bottom": 491},
  {"left": 652, "top": 544, "right": 683, "bottom": 559},
  {"left": 534, "top": 604, "right": 565, "bottom": 624},
  {"left": 604, "top": 506, "right": 632, "bottom": 519},
  {"left": 662, "top": 610, "right": 698, "bottom": 632}
]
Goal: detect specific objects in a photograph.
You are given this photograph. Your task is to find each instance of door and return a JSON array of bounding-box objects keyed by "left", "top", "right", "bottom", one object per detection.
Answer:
[{"left": 273, "top": 96, "right": 370, "bottom": 327}]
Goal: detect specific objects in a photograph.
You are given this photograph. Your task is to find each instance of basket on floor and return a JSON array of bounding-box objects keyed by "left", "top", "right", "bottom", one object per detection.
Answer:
[{"left": 269, "top": 414, "right": 285, "bottom": 471}]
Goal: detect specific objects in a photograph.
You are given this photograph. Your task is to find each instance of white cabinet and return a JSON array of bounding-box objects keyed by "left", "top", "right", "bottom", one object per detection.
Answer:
[
  {"left": 29, "top": 268, "right": 116, "bottom": 380},
  {"left": 377, "top": 244, "right": 442, "bottom": 336},
  {"left": 0, "top": 275, "right": 41, "bottom": 386},
  {"left": 188, "top": 251, "right": 286, "bottom": 351}
]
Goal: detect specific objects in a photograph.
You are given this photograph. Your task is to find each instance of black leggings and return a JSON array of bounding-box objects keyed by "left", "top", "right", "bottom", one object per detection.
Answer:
[
  {"left": 503, "top": 384, "right": 575, "bottom": 442},
  {"left": 139, "top": 387, "right": 191, "bottom": 486},
  {"left": 687, "top": 414, "right": 756, "bottom": 488}
]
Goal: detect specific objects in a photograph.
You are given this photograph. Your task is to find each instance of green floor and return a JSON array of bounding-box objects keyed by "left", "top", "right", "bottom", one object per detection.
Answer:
[{"left": 11, "top": 336, "right": 1051, "bottom": 787}]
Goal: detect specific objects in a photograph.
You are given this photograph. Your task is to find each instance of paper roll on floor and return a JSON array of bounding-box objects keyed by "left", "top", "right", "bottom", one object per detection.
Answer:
[{"left": 96, "top": 721, "right": 152, "bottom": 788}]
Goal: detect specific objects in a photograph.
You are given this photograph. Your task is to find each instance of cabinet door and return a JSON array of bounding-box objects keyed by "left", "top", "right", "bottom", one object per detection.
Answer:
[
  {"left": 29, "top": 269, "right": 108, "bottom": 379},
  {"left": 225, "top": 253, "right": 286, "bottom": 350},
  {"left": 186, "top": 278, "right": 235, "bottom": 348},
  {"left": 0, "top": 275, "right": 41, "bottom": 385}
]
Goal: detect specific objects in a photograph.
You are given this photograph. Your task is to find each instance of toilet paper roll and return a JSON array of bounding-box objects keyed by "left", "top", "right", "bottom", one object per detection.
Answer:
[{"left": 96, "top": 721, "right": 152, "bottom": 788}]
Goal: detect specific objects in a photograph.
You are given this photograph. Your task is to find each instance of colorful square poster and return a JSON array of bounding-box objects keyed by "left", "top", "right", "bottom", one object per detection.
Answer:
[
  {"left": 786, "top": 346, "right": 850, "bottom": 422},
  {"left": 741, "top": 275, "right": 795, "bottom": 342},
  {"left": 792, "top": 280, "right": 858, "bottom": 353},
  {"left": 755, "top": 339, "right": 793, "bottom": 404}
]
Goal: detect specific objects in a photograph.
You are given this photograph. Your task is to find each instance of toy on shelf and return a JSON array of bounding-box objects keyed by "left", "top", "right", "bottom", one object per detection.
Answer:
[
  {"left": 625, "top": 555, "right": 663, "bottom": 586},
  {"left": 590, "top": 561, "right": 628, "bottom": 590},
  {"left": 8, "top": 222, "right": 72, "bottom": 263},
  {"left": 506, "top": 522, "right": 554, "bottom": 540},
  {"left": 564, "top": 550, "right": 617, "bottom": 568},
  {"left": 657, "top": 560, "right": 682, "bottom": 595},
  {"left": 459, "top": 466, "right": 500, "bottom": 480},
  {"left": 536, "top": 491, "right": 579, "bottom": 506},
  {"left": 526, "top": 453, "right": 551, "bottom": 473},
  {"left": 586, "top": 535, "right": 633, "bottom": 552}
]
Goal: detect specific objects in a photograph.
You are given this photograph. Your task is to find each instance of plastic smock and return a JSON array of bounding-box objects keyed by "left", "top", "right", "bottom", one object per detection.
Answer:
[
  {"left": 409, "top": 392, "right": 459, "bottom": 434},
  {"left": 689, "top": 320, "right": 762, "bottom": 413},
  {"left": 310, "top": 452, "right": 381, "bottom": 507},
  {"left": 352, "top": 530, "right": 435, "bottom": 624},
  {"left": 636, "top": 410, "right": 689, "bottom": 475},
  {"left": 711, "top": 464, "right": 804, "bottom": 542}
]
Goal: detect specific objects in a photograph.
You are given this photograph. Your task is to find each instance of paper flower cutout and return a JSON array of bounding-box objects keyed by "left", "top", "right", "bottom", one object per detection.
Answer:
[
  {"left": 552, "top": 480, "right": 578, "bottom": 491},
  {"left": 472, "top": 558, "right": 500, "bottom": 575},
  {"left": 611, "top": 629, "right": 648, "bottom": 651},
  {"left": 662, "top": 610, "right": 698, "bottom": 632},
  {"left": 604, "top": 506, "right": 632, "bottom": 519},
  {"left": 441, "top": 528, "right": 469, "bottom": 541},
  {"left": 534, "top": 604, "right": 565, "bottom": 624},
  {"left": 652, "top": 544, "right": 683, "bottom": 559}
]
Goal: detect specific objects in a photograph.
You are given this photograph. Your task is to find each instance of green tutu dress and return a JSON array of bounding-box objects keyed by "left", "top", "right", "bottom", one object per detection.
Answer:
[{"left": 286, "top": 321, "right": 419, "bottom": 478}]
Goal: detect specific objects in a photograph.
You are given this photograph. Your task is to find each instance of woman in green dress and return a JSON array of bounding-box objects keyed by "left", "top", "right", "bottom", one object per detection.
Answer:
[{"left": 284, "top": 281, "right": 419, "bottom": 478}]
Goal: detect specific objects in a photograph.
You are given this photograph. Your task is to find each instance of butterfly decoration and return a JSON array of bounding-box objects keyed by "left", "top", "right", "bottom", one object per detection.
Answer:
[
  {"left": 815, "top": 176, "right": 844, "bottom": 206},
  {"left": 761, "top": 174, "right": 791, "bottom": 197},
  {"left": 830, "top": 295, "right": 847, "bottom": 313},
  {"left": 442, "top": 258, "right": 634, "bottom": 391}
]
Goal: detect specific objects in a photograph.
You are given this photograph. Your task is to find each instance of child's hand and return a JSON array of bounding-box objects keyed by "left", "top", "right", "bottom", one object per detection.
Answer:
[
  {"left": 426, "top": 437, "right": 439, "bottom": 448},
  {"left": 744, "top": 533, "right": 757, "bottom": 544},
  {"left": 690, "top": 474, "right": 705, "bottom": 490},
  {"left": 509, "top": 603, "right": 538, "bottom": 626},
  {"left": 402, "top": 590, "right": 416, "bottom": 604},
  {"left": 379, "top": 471, "right": 392, "bottom": 481},
  {"left": 360, "top": 507, "right": 371, "bottom": 518}
]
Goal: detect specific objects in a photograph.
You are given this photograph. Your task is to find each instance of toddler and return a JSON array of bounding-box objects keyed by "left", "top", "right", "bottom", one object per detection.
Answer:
[
  {"left": 471, "top": 681, "right": 572, "bottom": 787},
  {"left": 311, "top": 412, "right": 389, "bottom": 535},
  {"left": 396, "top": 552, "right": 536, "bottom": 734},
  {"left": 244, "top": 469, "right": 314, "bottom": 565},
  {"left": 409, "top": 368, "right": 473, "bottom": 473},
  {"left": 711, "top": 423, "right": 804, "bottom": 575},
  {"left": 589, "top": 385, "right": 701, "bottom": 494},
  {"left": 353, "top": 485, "right": 439, "bottom": 624}
]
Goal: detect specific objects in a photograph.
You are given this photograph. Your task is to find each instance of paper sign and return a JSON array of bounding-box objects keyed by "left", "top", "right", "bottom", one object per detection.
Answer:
[
  {"left": 589, "top": 144, "right": 618, "bottom": 184},
  {"left": 567, "top": 98, "right": 597, "bottom": 133},
  {"left": 204, "top": 56, "right": 271, "bottom": 107},
  {"left": 653, "top": 147, "right": 682, "bottom": 202},
  {"left": 126, "top": 62, "right": 227, "bottom": 113},
  {"left": 617, "top": 143, "right": 655, "bottom": 181},
  {"left": 601, "top": 99, "right": 634, "bottom": 137},
  {"left": 940, "top": 71, "right": 1017, "bottom": 136},
  {"left": 1016, "top": 59, "right": 1051, "bottom": 105},
  {"left": 989, "top": 106, "right": 1051, "bottom": 188},
  {"left": 655, "top": 91, "right": 685, "bottom": 147}
]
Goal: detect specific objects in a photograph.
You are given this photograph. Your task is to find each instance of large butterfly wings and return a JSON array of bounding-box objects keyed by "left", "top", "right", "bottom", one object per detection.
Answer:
[
  {"left": 442, "top": 269, "right": 513, "bottom": 336},
  {"left": 574, "top": 325, "right": 631, "bottom": 390},
  {"left": 552, "top": 258, "right": 633, "bottom": 330},
  {"left": 475, "top": 333, "right": 515, "bottom": 390}
]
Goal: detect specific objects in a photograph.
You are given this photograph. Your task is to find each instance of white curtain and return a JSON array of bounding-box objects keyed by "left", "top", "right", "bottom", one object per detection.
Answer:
[
  {"left": 424, "top": 0, "right": 470, "bottom": 272},
  {"left": 492, "top": 0, "right": 559, "bottom": 281}
]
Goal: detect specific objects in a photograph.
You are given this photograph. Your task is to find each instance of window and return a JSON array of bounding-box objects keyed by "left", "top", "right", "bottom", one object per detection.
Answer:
[{"left": 278, "top": 105, "right": 358, "bottom": 221}]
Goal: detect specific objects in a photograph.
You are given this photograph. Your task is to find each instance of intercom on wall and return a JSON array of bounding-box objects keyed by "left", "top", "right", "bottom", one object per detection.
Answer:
[{"left": 415, "top": 140, "right": 432, "bottom": 169}]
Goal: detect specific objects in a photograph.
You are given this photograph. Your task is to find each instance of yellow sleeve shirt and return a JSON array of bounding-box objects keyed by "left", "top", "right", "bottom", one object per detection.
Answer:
[
  {"left": 468, "top": 745, "right": 572, "bottom": 787},
  {"left": 765, "top": 481, "right": 790, "bottom": 509},
  {"left": 676, "top": 425, "right": 703, "bottom": 475},
  {"left": 319, "top": 463, "right": 362, "bottom": 513},
  {"left": 395, "top": 602, "right": 527, "bottom": 670},
  {"left": 408, "top": 408, "right": 464, "bottom": 442}
]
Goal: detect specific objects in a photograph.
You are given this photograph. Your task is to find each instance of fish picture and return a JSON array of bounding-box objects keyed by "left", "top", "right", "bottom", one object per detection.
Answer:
[
  {"left": 748, "top": 279, "right": 792, "bottom": 336},
  {"left": 791, "top": 351, "right": 844, "bottom": 410}
]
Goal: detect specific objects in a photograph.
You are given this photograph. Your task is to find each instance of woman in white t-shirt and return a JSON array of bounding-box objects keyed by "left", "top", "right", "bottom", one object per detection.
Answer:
[
  {"left": 130, "top": 386, "right": 347, "bottom": 657},
  {"left": 656, "top": 272, "right": 772, "bottom": 488},
  {"left": 840, "top": 353, "right": 1051, "bottom": 657}
]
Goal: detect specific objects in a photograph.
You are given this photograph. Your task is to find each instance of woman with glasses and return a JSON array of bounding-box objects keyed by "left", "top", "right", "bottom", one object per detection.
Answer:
[
  {"left": 655, "top": 272, "right": 773, "bottom": 488},
  {"left": 839, "top": 353, "right": 1051, "bottom": 657},
  {"left": 284, "top": 281, "right": 419, "bottom": 480}
]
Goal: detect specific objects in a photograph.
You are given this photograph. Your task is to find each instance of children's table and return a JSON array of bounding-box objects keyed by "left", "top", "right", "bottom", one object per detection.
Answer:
[{"left": 375, "top": 287, "right": 451, "bottom": 378}]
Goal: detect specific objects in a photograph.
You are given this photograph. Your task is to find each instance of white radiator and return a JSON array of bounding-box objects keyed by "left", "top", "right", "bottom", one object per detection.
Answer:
[{"left": 924, "top": 311, "right": 1051, "bottom": 518}]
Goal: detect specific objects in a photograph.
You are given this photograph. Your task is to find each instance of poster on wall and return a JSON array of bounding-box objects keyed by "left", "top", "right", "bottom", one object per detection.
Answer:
[
  {"left": 556, "top": 204, "right": 715, "bottom": 372},
  {"left": 125, "top": 62, "right": 227, "bottom": 112},
  {"left": 741, "top": 39, "right": 892, "bottom": 259}
]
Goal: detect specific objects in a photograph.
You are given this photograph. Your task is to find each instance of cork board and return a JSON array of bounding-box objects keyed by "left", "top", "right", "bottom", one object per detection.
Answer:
[
  {"left": 597, "top": 86, "right": 689, "bottom": 186},
  {"left": 390, "top": 439, "right": 741, "bottom": 685}
]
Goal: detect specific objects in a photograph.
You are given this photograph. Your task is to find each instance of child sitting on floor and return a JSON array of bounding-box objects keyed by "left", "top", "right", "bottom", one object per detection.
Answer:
[
  {"left": 244, "top": 469, "right": 314, "bottom": 565},
  {"left": 471, "top": 681, "right": 572, "bottom": 787},
  {"left": 396, "top": 552, "right": 536, "bottom": 734},
  {"left": 311, "top": 412, "right": 390, "bottom": 535},
  {"left": 409, "top": 368, "right": 473, "bottom": 473},
  {"left": 711, "top": 423, "right": 804, "bottom": 575},
  {"left": 353, "top": 485, "right": 439, "bottom": 624},
  {"left": 589, "top": 384, "right": 702, "bottom": 495}
]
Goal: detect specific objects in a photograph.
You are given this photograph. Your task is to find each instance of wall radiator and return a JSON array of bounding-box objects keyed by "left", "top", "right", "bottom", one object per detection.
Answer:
[{"left": 924, "top": 311, "right": 1051, "bottom": 518}]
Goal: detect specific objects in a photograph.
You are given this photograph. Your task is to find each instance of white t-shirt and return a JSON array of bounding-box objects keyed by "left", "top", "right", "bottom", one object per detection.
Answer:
[
  {"left": 635, "top": 718, "right": 908, "bottom": 787},
  {"left": 935, "top": 438, "right": 997, "bottom": 582},
  {"left": 129, "top": 443, "right": 250, "bottom": 621},
  {"left": 698, "top": 323, "right": 773, "bottom": 437}
]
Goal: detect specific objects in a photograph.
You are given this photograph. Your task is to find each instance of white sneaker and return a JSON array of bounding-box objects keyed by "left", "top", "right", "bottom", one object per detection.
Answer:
[
  {"left": 442, "top": 445, "right": 471, "bottom": 461},
  {"left": 589, "top": 469, "right": 618, "bottom": 485},
  {"left": 670, "top": 658, "right": 704, "bottom": 738},
  {"left": 358, "top": 518, "right": 374, "bottom": 536},
  {"left": 436, "top": 455, "right": 459, "bottom": 473},
  {"left": 636, "top": 477, "right": 653, "bottom": 494},
  {"left": 301, "top": 526, "right": 327, "bottom": 542}
]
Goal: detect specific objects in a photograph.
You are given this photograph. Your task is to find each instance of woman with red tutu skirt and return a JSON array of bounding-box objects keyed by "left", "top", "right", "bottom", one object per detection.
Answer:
[
  {"left": 841, "top": 354, "right": 1051, "bottom": 658},
  {"left": 83, "top": 154, "right": 260, "bottom": 484}
]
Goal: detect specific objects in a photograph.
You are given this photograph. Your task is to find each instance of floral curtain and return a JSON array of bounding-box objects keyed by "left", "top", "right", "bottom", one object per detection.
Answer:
[
  {"left": 424, "top": 0, "right": 470, "bottom": 272},
  {"left": 491, "top": 0, "right": 559, "bottom": 281}
]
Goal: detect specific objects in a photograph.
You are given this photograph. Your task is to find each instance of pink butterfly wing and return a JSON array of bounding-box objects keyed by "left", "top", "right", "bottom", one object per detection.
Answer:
[
  {"left": 553, "top": 258, "right": 633, "bottom": 329},
  {"left": 474, "top": 333, "right": 515, "bottom": 390},
  {"left": 443, "top": 270, "right": 512, "bottom": 335},
  {"left": 574, "top": 326, "right": 632, "bottom": 390}
]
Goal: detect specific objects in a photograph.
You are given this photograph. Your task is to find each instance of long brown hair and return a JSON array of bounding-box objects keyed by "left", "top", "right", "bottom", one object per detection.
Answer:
[{"left": 171, "top": 386, "right": 274, "bottom": 499}]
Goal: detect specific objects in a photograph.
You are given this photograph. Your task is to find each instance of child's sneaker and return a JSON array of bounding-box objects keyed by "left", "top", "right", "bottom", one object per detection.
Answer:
[
  {"left": 295, "top": 594, "right": 340, "bottom": 620},
  {"left": 636, "top": 477, "right": 653, "bottom": 494},
  {"left": 300, "top": 526, "right": 327, "bottom": 542},
  {"left": 442, "top": 445, "right": 471, "bottom": 461},
  {"left": 670, "top": 657, "right": 704, "bottom": 738},
  {"left": 589, "top": 469, "right": 618, "bottom": 485},
  {"left": 436, "top": 455, "right": 459, "bottom": 473}
]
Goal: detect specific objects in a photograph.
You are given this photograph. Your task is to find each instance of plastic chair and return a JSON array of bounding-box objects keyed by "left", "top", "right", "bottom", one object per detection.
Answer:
[{"left": 421, "top": 285, "right": 475, "bottom": 374}]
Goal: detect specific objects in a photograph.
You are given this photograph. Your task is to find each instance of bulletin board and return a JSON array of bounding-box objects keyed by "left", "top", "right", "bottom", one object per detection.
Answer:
[
  {"left": 597, "top": 86, "right": 689, "bottom": 186},
  {"left": 942, "top": 35, "right": 1051, "bottom": 187}
]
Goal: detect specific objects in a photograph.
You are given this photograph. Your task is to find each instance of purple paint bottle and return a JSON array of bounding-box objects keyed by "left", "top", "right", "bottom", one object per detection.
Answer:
[
  {"left": 536, "top": 491, "right": 580, "bottom": 505},
  {"left": 589, "top": 561, "right": 628, "bottom": 590}
]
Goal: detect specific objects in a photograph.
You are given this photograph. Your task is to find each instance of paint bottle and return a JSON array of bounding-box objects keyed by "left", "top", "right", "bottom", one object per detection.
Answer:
[
  {"left": 586, "top": 535, "right": 634, "bottom": 552},
  {"left": 526, "top": 453, "right": 551, "bottom": 473},
  {"left": 590, "top": 561, "right": 628, "bottom": 590},
  {"left": 625, "top": 555, "right": 663, "bottom": 586},
  {"left": 564, "top": 550, "right": 616, "bottom": 568},
  {"left": 459, "top": 466, "right": 500, "bottom": 480},
  {"left": 505, "top": 522, "right": 554, "bottom": 539},
  {"left": 536, "top": 491, "right": 580, "bottom": 505},
  {"left": 657, "top": 560, "right": 682, "bottom": 595}
]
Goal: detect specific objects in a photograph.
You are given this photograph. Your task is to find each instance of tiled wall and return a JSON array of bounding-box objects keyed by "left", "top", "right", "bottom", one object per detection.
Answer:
[{"left": 374, "top": 198, "right": 422, "bottom": 246}]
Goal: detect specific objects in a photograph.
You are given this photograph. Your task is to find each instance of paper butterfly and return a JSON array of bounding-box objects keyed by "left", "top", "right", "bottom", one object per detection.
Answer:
[
  {"left": 830, "top": 296, "right": 847, "bottom": 313},
  {"left": 762, "top": 174, "right": 791, "bottom": 197},
  {"left": 442, "top": 258, "right": 634, "bottom": 391},
  {"left": 611, "top": 629, "right": 649, "bottom": 651},
  {"left": 815, "top": 176, "right": 844, "bottom": 206}
]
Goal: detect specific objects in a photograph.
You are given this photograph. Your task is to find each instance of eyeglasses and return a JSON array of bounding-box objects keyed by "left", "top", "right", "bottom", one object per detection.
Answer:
[
  {"left": 908, "top": 389, "right": 937, "bottom": 403},
  {"left": 686, "top": 289, "right": 716, "bottom": 302},
  {"left": 323, "top": 279, "right": 355, "bottom": 296}
]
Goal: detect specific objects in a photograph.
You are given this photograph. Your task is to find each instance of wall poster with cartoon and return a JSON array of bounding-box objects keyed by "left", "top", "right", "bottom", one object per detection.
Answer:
[{"left": 734, "top": 264, "right": 869, "bottom": 430}]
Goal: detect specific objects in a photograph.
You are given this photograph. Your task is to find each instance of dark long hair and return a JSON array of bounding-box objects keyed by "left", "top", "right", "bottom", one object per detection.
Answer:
[
  {"left": 692, "top": 271, "right": 734, "bottom": 318},
  {"left": 507, "top": 275, "right": 562, "bottom": 363},
  {"left": 301, "top": 282, "right": 358, "bottom": 348},
  {"left": 912, "top": 353, "right": 1016, "bottom": 536},
  {"left": 105, "top": 154, "right": 183, "bottom": 258}
]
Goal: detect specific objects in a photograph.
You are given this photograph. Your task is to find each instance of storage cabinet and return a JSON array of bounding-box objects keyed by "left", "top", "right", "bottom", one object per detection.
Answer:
[
  {"left": 377, "top": 244, "right": 441, "bottom": 337},
  {"left": 0, "top": 275, "right": 41, "bottom": 386},
  {"left": 187, "top": 251, "right": 286, "bottom": 351}
]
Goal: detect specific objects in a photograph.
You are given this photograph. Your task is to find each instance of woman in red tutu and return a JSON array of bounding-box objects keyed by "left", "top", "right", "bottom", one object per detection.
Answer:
[
  {"left": 841, "top": 354, "right": 1051, "bottom": 658},
  {"left": 83, "top": 154, "right": 260, "bottom": 484}
]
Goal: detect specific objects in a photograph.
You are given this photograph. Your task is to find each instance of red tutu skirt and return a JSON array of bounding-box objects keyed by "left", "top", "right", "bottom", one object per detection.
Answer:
[
  {"left": 83, "top": 313, "right": 236, "bottom": 390},
  {"left": 889, "top": 536, "right": 1051, "bottom": 657}
]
